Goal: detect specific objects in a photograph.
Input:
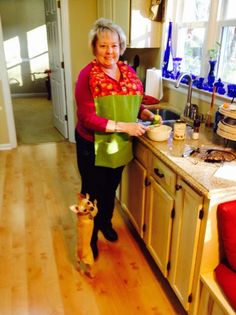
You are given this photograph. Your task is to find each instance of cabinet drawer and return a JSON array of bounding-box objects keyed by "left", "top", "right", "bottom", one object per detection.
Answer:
[
  {"left": 150, "top": 155, "right": 176, "bottom": 195},
  {"left": 133, "top": 142, "right": 149, "bottom": 168}
]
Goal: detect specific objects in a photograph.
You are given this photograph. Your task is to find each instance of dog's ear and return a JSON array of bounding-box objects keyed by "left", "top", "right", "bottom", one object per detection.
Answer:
[
  {"left": 70, "top": 205, "right": 79, "bottom": 213},
  {"left": 77, "top": 193, "right": 85, "bottom": 201},
  {"left": 85, "top": 193, "right": 90, "bottom": 200},
  {"left": 91, "top": 200, "right": 98, "bottom": 217}
]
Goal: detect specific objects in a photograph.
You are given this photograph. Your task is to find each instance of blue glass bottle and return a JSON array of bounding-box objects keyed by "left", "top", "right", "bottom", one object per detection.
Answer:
[{"left": 162, "top": 22, "right": 173, "bottom": 78}]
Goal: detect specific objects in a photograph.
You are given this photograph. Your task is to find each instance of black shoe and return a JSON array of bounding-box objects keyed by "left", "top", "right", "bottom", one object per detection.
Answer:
[
  {"left": 91, "top": 242, "right": 98, "bottom": 260},
  {"left": 101, "top": 227, "right": 118, "bottom": 242}
]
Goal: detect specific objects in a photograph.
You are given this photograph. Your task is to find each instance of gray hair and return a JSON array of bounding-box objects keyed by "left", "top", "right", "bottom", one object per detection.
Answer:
[{"left": 89, "top": 18, "right": 127, "bottom": 56}]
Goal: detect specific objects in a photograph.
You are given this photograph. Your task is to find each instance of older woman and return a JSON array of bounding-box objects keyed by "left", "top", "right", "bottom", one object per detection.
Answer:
[{"left": 75, "top": 18, "right": 157, "bottom": 259}]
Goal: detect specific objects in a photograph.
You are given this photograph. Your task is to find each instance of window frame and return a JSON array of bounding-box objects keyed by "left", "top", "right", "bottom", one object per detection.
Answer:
[
  {"left": 167, "top": 0, "right": 235, "bottom": 81},
  {"left": 217, "top": 19, "right": 236, "bottom": 84},
  {"left": 172, "top": 0, "right": 220, "bottom": 78},
  {"left": 162, "top": 0, "right": 236, "bottom": 103}
]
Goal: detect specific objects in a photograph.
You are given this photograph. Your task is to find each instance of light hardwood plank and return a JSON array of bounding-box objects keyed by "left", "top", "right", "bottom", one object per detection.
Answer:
[{"left": 0, "top": 142, "right": 186, "bottom": 315}]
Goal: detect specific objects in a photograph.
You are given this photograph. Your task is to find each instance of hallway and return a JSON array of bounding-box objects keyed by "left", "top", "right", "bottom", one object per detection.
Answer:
[{"left": 12, "top": 97, "right": 65, "bottom": 145}]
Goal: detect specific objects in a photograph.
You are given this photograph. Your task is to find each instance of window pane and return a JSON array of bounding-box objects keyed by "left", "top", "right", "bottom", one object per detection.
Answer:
[
  {"left": 4, "top": 36, "right": 22, "bottom": 68},
  {"left": 27, "top": 25, "right": 48, "bottom": 58},
  {"left": 182, "top": 0, "right": 210, "bottom": 22},
  {"left": 177, "top": 27, "right": 205, "bottom": 75},
  {"left": 218, "top": 26, "right": 236, "bottom": 83},
  {"left": 222, "top": 0, "right": 236, "bottom": 20}
]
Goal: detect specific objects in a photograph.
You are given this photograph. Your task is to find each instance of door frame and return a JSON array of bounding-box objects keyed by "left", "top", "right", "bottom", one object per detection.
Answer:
[
  {"left": 2, "top": 0, "right": 75, "bottom": 149},
  {"left": 60, "top": 0, "right": 74, "bottom": 143},
  {"left": 0, "top": 17, "right": 17, "bottom": 149}
]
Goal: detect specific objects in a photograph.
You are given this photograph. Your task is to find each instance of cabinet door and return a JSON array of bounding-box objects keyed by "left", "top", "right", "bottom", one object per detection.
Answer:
[
  {"left": 130, "top": 0, "right": 161, "bottom": 48},
  {"left": 112, "top": 0, "right": 130, "bottom": 42},
  {"left": 168, "top": 179, "right": 203, "bottom": 310},
  {"left": 120, "top": 158, "right": 147, "bottom": 238},
  {"left": 145, "top": 176, "right": 174, "bottom": 277},
  {"left": 97, "top": 0, "right": 130, "bottom": 42},
  {"left": 97, "top": 0, "right": 161, "bottom": 48},
  {"left": 97, "top": 0, "right": 113, "bottom": 19}
]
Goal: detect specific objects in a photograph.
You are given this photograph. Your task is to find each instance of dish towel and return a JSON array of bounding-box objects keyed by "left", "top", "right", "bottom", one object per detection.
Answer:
[{"left": 145, "top": 68, "right": 163, "bottom": 100}]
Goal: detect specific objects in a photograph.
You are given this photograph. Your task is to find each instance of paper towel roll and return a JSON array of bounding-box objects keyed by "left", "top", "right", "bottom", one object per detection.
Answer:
[{"left": 145, "top": 68, "right": 163, "bottom": 100}]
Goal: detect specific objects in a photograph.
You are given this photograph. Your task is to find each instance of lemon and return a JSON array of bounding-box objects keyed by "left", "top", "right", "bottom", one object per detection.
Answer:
[{"left": 153, "top": 114, "right": 161, "bottom": 125}]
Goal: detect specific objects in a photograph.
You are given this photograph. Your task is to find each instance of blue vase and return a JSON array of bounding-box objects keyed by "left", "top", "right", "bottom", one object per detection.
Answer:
[
  {"left": 172, "top": 57, "right": 182, "bottom": 79},
  {"left": 207, "top": 60, "right": 217, "bottom": 87},
  {"left": 162, "top": 22, "right": 173, "bottom": 77}
]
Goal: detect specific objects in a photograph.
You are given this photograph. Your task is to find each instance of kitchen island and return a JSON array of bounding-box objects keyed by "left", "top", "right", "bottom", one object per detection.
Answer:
[{"left": 118, "top": 122, "right": 236, "bottom": 315}]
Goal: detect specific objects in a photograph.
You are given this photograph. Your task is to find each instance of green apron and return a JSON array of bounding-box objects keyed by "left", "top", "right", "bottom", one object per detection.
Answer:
[{"left": 94, "top": 94, "right": 142, "bottom": 168}]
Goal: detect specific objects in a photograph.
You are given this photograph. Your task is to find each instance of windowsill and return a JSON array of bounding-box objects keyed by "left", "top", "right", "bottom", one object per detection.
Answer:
[{"left": 163, "top": 78, "right": 234, "bottom": 107}]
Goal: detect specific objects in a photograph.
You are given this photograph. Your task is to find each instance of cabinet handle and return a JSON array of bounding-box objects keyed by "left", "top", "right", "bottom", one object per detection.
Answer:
[
  {"left": 176, "top": 184, "right": 182, "bottom": 190},
  {"left": 145, "top": 177, "right": 151, "bottom": 186},
  {"left": 154, "top": 168, "right": 164, "bottom": 178}
]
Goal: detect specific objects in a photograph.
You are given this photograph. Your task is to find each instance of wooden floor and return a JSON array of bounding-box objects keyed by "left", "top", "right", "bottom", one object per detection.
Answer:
[{"left": 0, "top": 141, "right": 186, "bottom": 315}]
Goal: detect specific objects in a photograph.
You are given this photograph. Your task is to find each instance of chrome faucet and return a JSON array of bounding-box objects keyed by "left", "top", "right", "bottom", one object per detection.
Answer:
[{"left": 175, "top": 72, "right": 193, "bottom": 117}]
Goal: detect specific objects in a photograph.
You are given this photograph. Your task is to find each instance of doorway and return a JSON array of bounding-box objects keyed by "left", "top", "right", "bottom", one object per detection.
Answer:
[{"left": 0, "top": 0, "right": 71, "bottom": 146}]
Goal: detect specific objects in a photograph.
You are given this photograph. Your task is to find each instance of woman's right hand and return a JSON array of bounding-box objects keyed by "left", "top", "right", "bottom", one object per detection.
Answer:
[{"left": 116, "top": 122, "right": 148, "bottom": 136}]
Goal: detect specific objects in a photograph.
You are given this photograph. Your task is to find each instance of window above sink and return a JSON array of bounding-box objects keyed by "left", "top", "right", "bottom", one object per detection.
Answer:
[{"left": 165, "top": 0, "right": 236, "bottom": 90}]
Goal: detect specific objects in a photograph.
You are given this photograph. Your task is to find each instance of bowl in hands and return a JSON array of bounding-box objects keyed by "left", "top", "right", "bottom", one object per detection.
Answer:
[{"left": 146, "top": 124, "right": 172, "bottom": 141}]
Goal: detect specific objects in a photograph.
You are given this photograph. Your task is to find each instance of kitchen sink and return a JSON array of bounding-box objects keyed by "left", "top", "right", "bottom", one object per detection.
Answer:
[
  {"left": 157, "top": 109, "right": 181, "bottom": 128},
  {"left": 158, "top": 108, "right": 180, "bottom": 120},
  {"left": 140, "top": 109, "right": 181, "bottom": 128},
  {"left": 162, "top": 119, "right": 177, "bottom": 128}
]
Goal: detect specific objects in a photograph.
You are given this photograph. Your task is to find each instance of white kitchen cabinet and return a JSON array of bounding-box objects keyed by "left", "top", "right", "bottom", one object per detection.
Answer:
[
  {"left": 120, "top": 142, "right": 148, "bottom": 238},
  {"left": 146, "top": 154, "right": 204, "bottom": 311},
  {"left": 97, "top": 0, "right": 130, "bottom": 42},
  {"left": 120, "top": 158, "right": 147, "bottom": 238},
  {"left": 119, "top": 136, "right": 236, "bottom": 314},
  {"left": 97, "top": 0, "right": 113, "bottom": 20},
  {"left": 119, "top": 140, "right": 206, "bottom": 312},
  {"left": 130, "top": 0, "right": 161, "bottom": 48},
  {"left": 144, "top": 152, "right": 176, "bottom": 277},
  {"left": 168, "top": 178, "right": 203, "bottom": 311},
  {"left": 97, "top": 0, "right": 161, "bottom": 48},
  {"left": 145, "top": 176, "right": 174, "bottom": 277},
  {"left": 120, "top": 141, "right": 204, "bottom": 311}
]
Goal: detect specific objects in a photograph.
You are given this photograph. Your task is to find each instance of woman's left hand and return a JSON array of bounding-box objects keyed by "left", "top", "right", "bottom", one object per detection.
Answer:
[{"left": 140, "top": 108, "right": 162, "bottom": 124}]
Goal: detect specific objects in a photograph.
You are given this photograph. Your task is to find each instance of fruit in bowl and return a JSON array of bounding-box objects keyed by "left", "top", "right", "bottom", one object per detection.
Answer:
[
  {"left": 152, "top": 114, "right": 162, "bottom": 125},
  {"left": 147, "top": 124, "right": 172, "bottom": 141}
]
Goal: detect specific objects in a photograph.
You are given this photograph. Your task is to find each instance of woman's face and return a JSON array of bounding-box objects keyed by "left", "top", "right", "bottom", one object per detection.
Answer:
[{"left": 94, "top": 30, "right": 120, "bottom": 69}]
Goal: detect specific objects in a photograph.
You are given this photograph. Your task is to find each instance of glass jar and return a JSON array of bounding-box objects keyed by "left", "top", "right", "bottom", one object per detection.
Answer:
[{"left": 174, "top": 120, "right": 186, "bottom": 140}]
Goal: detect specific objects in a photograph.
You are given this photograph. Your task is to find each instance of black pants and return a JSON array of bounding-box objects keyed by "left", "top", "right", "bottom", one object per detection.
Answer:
[{"left": 75, "top": 130, "right": 124, "bottom": 242}]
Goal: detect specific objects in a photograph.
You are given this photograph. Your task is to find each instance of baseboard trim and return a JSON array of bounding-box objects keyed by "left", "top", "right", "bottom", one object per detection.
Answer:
[
  {"left": 0, "top": 143, "right": 15, "bottom": 150},
  {"left": 11, "top": 93, "right": 48, "bottom": 98}
]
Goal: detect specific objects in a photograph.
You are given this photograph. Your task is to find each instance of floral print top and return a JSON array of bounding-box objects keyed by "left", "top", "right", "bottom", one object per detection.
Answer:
[{"left": 89, "top": 60, "right": 143, "bottom": 98}]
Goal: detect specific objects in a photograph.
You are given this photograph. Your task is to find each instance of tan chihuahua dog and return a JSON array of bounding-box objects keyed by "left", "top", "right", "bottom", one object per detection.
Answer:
[{"left": 70, "top": 193, "right": 98, "bottom": 278}]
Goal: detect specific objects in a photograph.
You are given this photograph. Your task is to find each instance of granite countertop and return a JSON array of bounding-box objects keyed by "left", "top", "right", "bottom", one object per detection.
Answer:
[{"left": 138, "top": 123, "right": 236, "bottom": 199}]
